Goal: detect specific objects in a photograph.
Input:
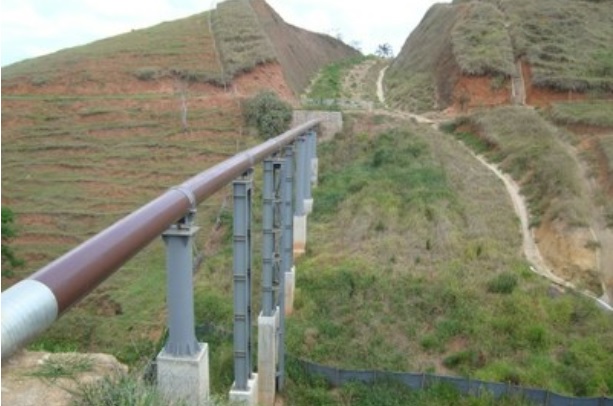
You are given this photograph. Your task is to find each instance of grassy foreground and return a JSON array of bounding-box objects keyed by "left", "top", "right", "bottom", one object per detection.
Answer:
[{"left": 284, "top": 113, "right": 613, "bottom": 399}]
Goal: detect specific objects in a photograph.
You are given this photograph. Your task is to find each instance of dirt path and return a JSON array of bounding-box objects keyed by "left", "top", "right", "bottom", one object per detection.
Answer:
[
  {"left": 377, "top": 66, "right": 388, "bottom": 106},
  {"left": 467, "top": 148, "right": 611, "bottom": 310},
  {"left": 371, "top": 65, "right": 613, "bottom": 311}
]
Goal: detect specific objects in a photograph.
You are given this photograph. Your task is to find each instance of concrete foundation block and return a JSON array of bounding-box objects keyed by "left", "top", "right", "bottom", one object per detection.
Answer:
[
  {"left": 258, "top": 310, "right": 279, "bottom": 406},
  {"left": 293, "top": 215, "right": 307, "bottom": 256},
  {"left": 229, "top": 374, "right": 259, "bottom": 405},
  {"left": 156, "top": 343, "right": 209, "bottom": 406},
  {"left": 285, "top": 266, "right": 296, "bottom": 316}
]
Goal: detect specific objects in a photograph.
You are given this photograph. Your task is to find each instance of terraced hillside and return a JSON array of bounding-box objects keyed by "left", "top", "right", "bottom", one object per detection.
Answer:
[
  {"left": 386, "top": 0, "right": 613, "bottom": 113},
  {"left": 1, "top": 0, "right": 356, "bottom": 364}
]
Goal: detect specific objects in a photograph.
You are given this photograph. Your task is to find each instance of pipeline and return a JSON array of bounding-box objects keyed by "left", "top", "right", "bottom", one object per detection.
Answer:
[{"left": 1, "top": 119, "right": 321, "bottom": 359}]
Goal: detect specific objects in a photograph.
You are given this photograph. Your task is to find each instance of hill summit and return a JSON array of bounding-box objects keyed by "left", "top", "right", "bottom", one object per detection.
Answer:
[
  {"left": 2, "top": 0, "right": 358, "bottom": 97},
  {"left": 385, "top": 0, "right": 613, "bottom": 113}
]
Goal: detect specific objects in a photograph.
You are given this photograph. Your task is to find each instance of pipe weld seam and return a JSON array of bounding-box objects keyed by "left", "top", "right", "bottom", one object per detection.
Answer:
[{"left": 170, "top": 186, "right": 197, "bottom": 209}]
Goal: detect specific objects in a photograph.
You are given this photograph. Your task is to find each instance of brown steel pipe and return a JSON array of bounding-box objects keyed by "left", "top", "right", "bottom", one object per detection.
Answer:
[{"left": 30, "top": 119, "right": 321, "bottom": 314}]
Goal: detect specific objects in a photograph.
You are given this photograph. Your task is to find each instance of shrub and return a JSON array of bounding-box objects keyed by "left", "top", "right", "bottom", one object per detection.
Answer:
[
  {"left": 1, "top": 207, "right": 24, "bottom": 277},
  {"left": 242, "top": 91, "right": 292, "bottom": 139},
  {"left": 133, "top": 67, "right": 161, "bottom": 81},
  {"left": 487, "top": 272, "right": 518, "bottom": 294}
]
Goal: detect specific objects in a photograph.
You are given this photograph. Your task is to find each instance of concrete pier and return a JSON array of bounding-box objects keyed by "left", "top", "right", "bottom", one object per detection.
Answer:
[
  {"left": 293, "top": 215, "right": 307, "bottom": 256},
  {"left": 257, "top": 309, "right": 279, "bottom": 406},
  {"left": 285, "top": 266, "right": 296, "bottom": 316},
  {"left": 157, "top": 343, "right": 209, "bottom": 406},
  {"left": 229, "top": 374, "right": 259, "bottom": 405}
]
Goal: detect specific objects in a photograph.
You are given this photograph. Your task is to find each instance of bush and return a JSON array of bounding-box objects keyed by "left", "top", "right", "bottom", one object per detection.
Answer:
[
  {"left": 133, "top": 67, "right": 161, "bottom": 81},
  {"left": 242, "top": 91, "right": 292, "bottom": 139},
  {"left": 487, "top": 272, "right": 518, "bottom": 294},
  {"left": 1, "top": 207, "right": 24, "bottom": 277}
]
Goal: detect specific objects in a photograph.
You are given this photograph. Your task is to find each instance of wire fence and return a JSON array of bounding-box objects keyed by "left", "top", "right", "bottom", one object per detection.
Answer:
[{"left": 291, "top": 357, "right": 613, "bottom": 406}]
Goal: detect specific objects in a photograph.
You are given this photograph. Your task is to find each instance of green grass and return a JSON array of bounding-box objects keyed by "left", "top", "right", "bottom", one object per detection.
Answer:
[
  {"left": 1, "top": 70, "right": 247, "bottom": 370},
  {"left": 447, "top": 107, "right": 590, "bottom": 227},
  {"left": 385, "top": 4, "right": 458, "bottom": 112},
  {"left": 285, "top": 114, "right": 613, "bottom": 398},
  {"left": 549, "top": 100, "right": 613, "bottom": 127},
  {"left": 2, "top": 11, "right": 221, "bottom": 86},
  {"left": 306, "top": 56, "right": 368, "bottom": 101},
  {"left": 29, "top": 354, "right": 93, "bottom": 382}
]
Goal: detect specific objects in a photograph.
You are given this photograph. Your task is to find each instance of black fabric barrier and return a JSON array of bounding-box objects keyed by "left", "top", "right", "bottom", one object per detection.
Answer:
[{"left": 290, "top": 356, "right": 613, "bottom": 406}]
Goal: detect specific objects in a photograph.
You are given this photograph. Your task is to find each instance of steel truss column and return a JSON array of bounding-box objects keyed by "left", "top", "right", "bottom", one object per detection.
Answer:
[
  {"left": 233, "top": 170, "right": 254, "bottom": 391},
  {"left": 161, "top": 209, "right": 200, "bottom": 356},
  {"left": 278, "top": 144, "right": 294, "bottom": 390},
  {"left": 262, "top": 158, "right": 283, "bottom": 317},
  {"left": 272, "top": 158, "right": 283, "bottom": 305}
]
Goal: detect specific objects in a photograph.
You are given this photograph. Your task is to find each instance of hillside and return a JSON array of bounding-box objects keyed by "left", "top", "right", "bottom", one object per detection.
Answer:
[
  {"left": 280, "top": 54, "right": 613, "bottom": 403},
  {"left": 1, "top": 0, "right": 356, "bottom": 363},
  {"left": 386, "top": 0, "right": 613, "bottom": 113},
  {"left": 382, "top": 0, "right": 613, "bottom": 305}
]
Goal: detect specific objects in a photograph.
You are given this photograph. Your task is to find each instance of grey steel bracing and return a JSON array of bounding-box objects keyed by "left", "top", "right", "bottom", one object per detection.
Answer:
[
  {"left": 294, "top": 135, "right": 307, "bottom": 216},
  {"left": 1, "top": 118, "right": 320, "bottom": 359},
  {"left": 233, "top": 171, "right": 254, "bottom": 391},
  {"left": 262, "top": 159, "right": 275, "bottom": 317},
  {"left": 161, "top": 210, "right": 201, "bottom": 357},
  {"left": 278, "top": 144, "right": 295, "bottom": 390}
]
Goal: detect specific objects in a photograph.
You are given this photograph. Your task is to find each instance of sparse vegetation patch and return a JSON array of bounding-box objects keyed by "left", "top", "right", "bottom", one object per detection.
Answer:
[
  {"left": 499, "top": 0, "right": 613, "bottom": 92},
  {"left": 549, "top": 101, "right": 613, "bottom": 127},
  {"left": 446, "top": 107, "right": 590, "bottom": 226},
  {"left": 212, "top": 0, "right": 277, "bottom": 81},
  {"left": 451, "top": 2, "right": 516, "bottom": 77}
]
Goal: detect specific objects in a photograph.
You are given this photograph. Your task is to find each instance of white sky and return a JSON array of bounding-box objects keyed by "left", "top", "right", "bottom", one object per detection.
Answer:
[{"left": 1, "top": 0, "right": 446, "bottom": 67}]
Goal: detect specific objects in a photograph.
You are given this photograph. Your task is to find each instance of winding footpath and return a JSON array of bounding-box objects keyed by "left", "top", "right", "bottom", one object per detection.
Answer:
[{"left": 375, "top": 66, "right": 613, "bottom": 311}]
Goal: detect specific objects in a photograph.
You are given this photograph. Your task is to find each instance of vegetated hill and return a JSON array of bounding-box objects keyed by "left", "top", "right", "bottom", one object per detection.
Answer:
[
  {"left": 384, "top": 0, "right": 613, "bottom": 306},
  {"left": 285, "top": 113, "right": 613, "bottom": 401},
  {"left": 386, "top": 0, "right": 613, "bottom": 113},
  {"left": 0, "top": 0, "right": 356, "bottom": 363}
]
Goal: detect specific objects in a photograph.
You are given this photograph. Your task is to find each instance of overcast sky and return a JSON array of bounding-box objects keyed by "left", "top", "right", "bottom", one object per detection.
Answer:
[{"left": 1, "top": 0, "right": 446, "bottom": 67}]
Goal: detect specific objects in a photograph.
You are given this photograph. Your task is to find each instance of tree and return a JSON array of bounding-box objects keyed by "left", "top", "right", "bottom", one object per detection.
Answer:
[
  {"left": 243, "top": 91, "right": 293, "bottom": 139},
  {"left": 375, "top": 43, "right": 394, "bottom": 59},
  {"left": 2, "top": 207, "right": 24, "bottom": 277}
]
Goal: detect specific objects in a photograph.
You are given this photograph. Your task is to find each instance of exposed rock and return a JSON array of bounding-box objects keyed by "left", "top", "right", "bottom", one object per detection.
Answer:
[{"left": 1, "top": 351, "right": 128, "bottom": 406}]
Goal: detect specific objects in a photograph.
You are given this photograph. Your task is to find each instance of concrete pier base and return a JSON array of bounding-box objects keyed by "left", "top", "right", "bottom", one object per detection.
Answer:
[
  {"left": 229, "top": 374, "right": 259, "bottom": 405},
  {"left": 304, "top": 199, "right": 314, "bottom": 214},
  {"left": 156, "top": 343, "right": 209, "bottom": 406},
  {"left": 285, "top": 266, "right": 296, "bottom": 316},
  {"left": 293, "top": 215, "right": 307, "bottom": 256},
  {"left": 257, "top": 310, "right": 279, "bottom": 406}
]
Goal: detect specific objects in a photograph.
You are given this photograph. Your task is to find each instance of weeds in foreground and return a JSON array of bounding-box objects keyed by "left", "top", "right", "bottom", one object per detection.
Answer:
[{"left": 29, "top": 354, "right": 93, "bottom": 382}]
